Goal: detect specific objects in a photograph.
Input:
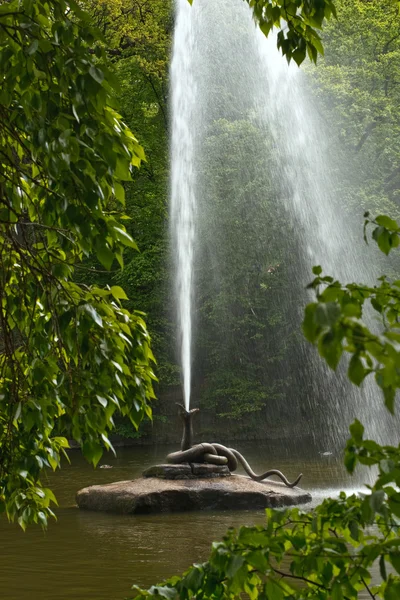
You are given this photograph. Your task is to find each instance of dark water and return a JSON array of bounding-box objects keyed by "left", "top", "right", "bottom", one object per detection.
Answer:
[{"left": 0, "top": 441, "right": 373, "bottom": 600}]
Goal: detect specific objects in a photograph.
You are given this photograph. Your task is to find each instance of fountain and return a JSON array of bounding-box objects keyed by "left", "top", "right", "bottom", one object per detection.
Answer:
[
  {"left": 76, "top": 405, "right": 311, "bottom": 514},
  {"left": 169, "top": 0, "right": 196, "bottom": 412},
  {"left": 169, "top": 0, "right": 399, "bottom": 453},
  {"left": 77, "top": 0, "right": 396, "bottom": 514}
]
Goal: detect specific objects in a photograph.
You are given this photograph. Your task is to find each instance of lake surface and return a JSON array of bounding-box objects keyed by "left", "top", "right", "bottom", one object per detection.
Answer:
[{"left": 0, "top": 440, "right": 374, "bottom": 599}]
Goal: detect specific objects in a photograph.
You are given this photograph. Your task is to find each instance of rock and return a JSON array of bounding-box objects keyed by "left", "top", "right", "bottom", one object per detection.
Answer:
[
  {"left": 143, "top": 464, "right": 193, "bottom": 479},
  {"left": 76, "top": 474, "right": 312, "bottom": 514},
  {"left": 142, "top": 463, "right": 230, "bottom": 479},
  {"left": 191, "top": 463, "right": 230, "bottom": 478}
]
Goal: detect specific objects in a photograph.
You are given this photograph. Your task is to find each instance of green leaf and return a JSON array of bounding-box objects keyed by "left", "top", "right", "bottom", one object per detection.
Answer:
[
  {"left": 226, "top": 555, "right": 245, "bottom": 578},
  {"left": 388, "top": 493, "right": 400, "bottom": 518},
  {"left": 101, "top": 433, "right": 115, "bottom": 455},
  {"left": 344, "top": 451, "right": 357, "bottom": 473},
  {"left": 96, "top": 243, "right": 114, "bottom": 270},
  {"left": 292, "top": 48, "right": 306, "bottom": 66},
  {"left": 383, "top": 386, "right": 396, "bottom": 414},
  {"left": 349, "top": 520, "right": 359, "bottom": 541},
  {"left": 370, "top": 490, "right": 385, "bottom": 513},
  {"left": 115, "top": 158, "right": 132, "bottom": 181},
  {"left": 247, "top": 551, "right": 268, "bottom": 572},
  {"left": 380, "top": 555, "right": 388, "bottom": 581},
  {"left": 96, "top": 395, "right": 108, "bottom": 408},
  {"left": 389, "top": 552, "right": 400, "bottom": 575},
  {"left": 349, "top": 419, "right": 364, "bottom": 443},
  {"left": 110, "top": 286, "right": 128, "bottom": 300},
  {"left": 82, "top": 440, "right": 103, "bottom": 467},
  {"left": 113, "top": 227, "right": 139, "bottom": 250},
  {"left": 348, "top": 354, "right": 369, "bottom": 386},
  {"left": 303, "top": 303, "right": 319, "bottom": 342},
  {"left": 265, "top": 580, "right": 284, "bottom": 600},
  {"left": 114, "top": 182, "right": 125, "bottom": 205},
  {"left": 331, "top": 581, "right": 343, "bottom": 600},
  {"left": 384, "top": 578, "right": 400, "bottom": 600},
  {"left": 39, "top": 39, "right": 53, "bottom": 52},
  {"left": 148, "top": 587, "right": 176, "bottom": 600},
  {"left": 83, "top": 304, "right": 103, "bottom": 328},
  {"left": 318, "top": 330, "right": 343, "bottom": 370},
  {"left": 375, "top": 215, "right": 399, "bottom": 230},
  {"left": 380, "top": 459, "right": 395, "bottom": 474},
  {"left": 314, "top": 302, "right": 341, "bottom": 327},
  {"left": 183, "top": 567, "right": 204, "bottom": 592},
  {"left": 27, "top": 40, "right": 39, "bottom": 55},
  {"left": 89, "top": 66, "right": 104, "bottom": 84},
  {"left": 342, "top": 299, "right": 362, "bottom": 318},
  {"left": 372, "top": 226, "right": 392, "bottom": 255}
]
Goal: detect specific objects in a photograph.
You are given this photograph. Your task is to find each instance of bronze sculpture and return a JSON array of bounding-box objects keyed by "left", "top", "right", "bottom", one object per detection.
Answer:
[{"left": 167, "top": 404, "right": 302, "bottom": 488}]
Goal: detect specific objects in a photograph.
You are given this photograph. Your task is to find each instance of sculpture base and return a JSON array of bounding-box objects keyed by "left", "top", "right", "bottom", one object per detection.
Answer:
[
  {"left": 76, "top": 474, "right": 312, "bottom": 514},
  {"left": 142, "top": 463, "right": 230, "bottom": 479}
]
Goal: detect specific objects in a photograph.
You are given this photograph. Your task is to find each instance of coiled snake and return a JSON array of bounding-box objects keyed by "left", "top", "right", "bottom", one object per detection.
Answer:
[{"left": 167, "top": 405, "right": 302, "bottom": 488}]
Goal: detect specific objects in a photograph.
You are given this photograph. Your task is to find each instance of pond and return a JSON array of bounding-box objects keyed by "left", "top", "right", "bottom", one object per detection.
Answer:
[{"left": 0, "top": 440, "right": 373, "bottom": 600}]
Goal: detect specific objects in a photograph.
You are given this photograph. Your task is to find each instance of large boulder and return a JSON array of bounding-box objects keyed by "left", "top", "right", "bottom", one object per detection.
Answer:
[
  {"left": 76, "top": 473, "right": 311, "bottom": 514},
  {"left": 142, "top": 463, "right": 231, "bottom": 479}
]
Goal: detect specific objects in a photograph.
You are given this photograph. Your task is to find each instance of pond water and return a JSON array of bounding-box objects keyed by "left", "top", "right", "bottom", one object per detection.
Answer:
[{"left": 0, "top": 440, "right": 374, "bottom": 600}]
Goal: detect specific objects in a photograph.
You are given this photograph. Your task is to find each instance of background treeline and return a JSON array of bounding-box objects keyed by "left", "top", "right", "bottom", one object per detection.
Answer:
[{"left": 81, "top": 0, "right": 400, "bottom": 443}]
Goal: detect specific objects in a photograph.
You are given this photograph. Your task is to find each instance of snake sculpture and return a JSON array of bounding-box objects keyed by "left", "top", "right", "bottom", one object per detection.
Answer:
[{"left": 167, "top": 404, "right": 302, "bottom": 489}]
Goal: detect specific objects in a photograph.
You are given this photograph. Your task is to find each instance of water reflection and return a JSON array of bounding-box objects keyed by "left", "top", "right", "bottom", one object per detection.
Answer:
[{"left": 0, "top": 441, "right": 375, "bottom": 599}]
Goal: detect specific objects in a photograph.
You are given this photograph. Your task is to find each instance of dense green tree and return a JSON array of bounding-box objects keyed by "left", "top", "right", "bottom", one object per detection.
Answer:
[
  {"left": 83, "top": 0, "right": 170, "bottom": 122},
  {"left": 0, "top": 0, "right": 156, "bottom": 527},
  {"left": 82, "top": 0, "right": 178, "bottom": 396},
  {"left": 306, "top": 0, "right": 400, "bottom": 218},
  {"left": 195, "top": 118, "right": 299, "bottom": 424}
]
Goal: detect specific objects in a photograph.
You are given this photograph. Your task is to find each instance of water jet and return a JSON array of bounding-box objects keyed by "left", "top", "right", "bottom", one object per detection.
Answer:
[{"left": 169, "top": 0, "right": 399, "bottom": 455}]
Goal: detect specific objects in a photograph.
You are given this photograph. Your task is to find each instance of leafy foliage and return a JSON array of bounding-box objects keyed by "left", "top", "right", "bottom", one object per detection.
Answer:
[
  {"left": 189, "top": 0, "right": 336, "bottom": 65},
  {"left": 83, "top": 0, "right": 171, "bottom": 82},
  {"left": 82, "top": 0, "right": 178, "bottom": 391},
  {"left": 132, "top": 483, "right": 400, "bottom": 600},
  {"left": 304, "top": 213, "right": 400, "bottom": 413},
  {"left": 246, "top": 0, "right": 336, "bottom": 65},
  {"left": 0, "top": 0, "right": 156, "bottom": 527}
]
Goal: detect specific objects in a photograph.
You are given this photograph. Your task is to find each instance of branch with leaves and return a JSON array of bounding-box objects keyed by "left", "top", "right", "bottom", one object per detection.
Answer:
[
  {"left": 0, "top": 0, "right": 156, "bottom": 527},
  {"left": 304, "top": 213, "right": 400, "bottom": 412}
]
